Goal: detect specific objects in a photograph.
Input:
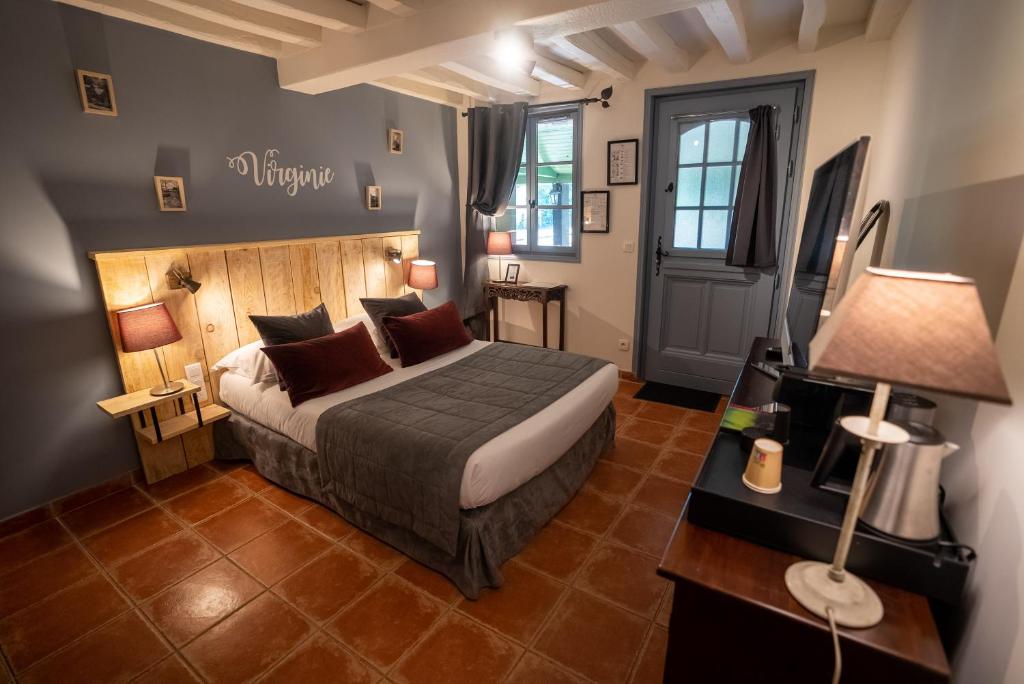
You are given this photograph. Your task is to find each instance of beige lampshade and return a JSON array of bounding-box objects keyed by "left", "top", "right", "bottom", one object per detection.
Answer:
[
  {"left": 407, "top": 259, "right": 438, "bottom": 290},
  {"left": 809, "top": 268, "right": 1011, "bottom": 404},
  {"left": 486, "top": 231, "right": 513, "bottom": 256}
]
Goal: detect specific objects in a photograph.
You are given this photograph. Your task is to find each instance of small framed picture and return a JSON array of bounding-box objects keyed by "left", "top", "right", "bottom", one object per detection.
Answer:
[
  {"left": 608, "top": 138, "right": 639, "bottom": 185},
  {"left": 388, "top": 128, "right": 404, "bottom": 154},
  {"left": 504, "top": 263, "right": 520, "bottom": 285},
  {"left": 76, "top": 69, "right": 117, "bottom": 117},
  {"left": 154, "top": 176, "right": 187, "bottom": 212},
  {"left": 366, "top": 185, "right": 382, "bottom": 210},
  {"left": 581, "top": 190, "right": 610, "bottom": 233}
]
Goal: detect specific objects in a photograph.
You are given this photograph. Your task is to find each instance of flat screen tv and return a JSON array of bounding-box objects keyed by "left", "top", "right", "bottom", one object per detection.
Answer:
[{"left": 784, "top": 137, "right": 871, "bottom": 368}]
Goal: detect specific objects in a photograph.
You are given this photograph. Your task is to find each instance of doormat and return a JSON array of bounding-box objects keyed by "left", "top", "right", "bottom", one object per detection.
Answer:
[{"left": 633, "top": 381, "right": 721, "bottom": 413}]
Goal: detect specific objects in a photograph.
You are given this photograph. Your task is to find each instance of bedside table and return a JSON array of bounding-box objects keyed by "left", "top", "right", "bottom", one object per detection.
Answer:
[{"left": 98, "top": 380, "right": 230, "bottom": 483}]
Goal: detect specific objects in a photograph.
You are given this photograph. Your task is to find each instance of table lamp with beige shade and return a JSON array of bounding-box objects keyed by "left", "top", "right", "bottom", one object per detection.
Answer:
[
  {"left": 486, "top": 230, "right": 513, "bottom": 282},
  {"left": 785, "top": 268, "right": 1011, "bottom": 628}
]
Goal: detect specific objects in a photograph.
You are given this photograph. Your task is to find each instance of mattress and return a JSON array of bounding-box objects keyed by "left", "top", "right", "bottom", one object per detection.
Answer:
[{"left": 218, "top": 340, "right": 618, "bottom": 509}]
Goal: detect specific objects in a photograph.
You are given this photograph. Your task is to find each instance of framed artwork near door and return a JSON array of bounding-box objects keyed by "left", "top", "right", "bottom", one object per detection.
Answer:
[
  {"left": 581, "top": 191, "right": 610, "bottom": 233},
  {"left": 608, "top": 139, "right": 639, "bottom": 185}
]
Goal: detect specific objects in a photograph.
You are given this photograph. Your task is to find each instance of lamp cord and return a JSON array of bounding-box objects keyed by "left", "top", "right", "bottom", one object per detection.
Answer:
[{"left": 826, "top": 606, "right": 843, "bottom": 684}]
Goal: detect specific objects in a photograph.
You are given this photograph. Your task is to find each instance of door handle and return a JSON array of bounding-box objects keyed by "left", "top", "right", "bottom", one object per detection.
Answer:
[{"left": 655, "top": 236, "right": 670, "bottom": 276}]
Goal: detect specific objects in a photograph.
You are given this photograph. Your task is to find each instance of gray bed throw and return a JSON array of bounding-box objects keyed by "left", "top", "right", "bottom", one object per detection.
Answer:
[{"left": 316, "top": 342, "right": 610, "bottom": 557}]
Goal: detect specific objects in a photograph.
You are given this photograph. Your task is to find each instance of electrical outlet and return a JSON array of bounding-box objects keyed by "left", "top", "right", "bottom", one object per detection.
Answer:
[
  {"left": 617, "top": 339, "right": 630, "bottom": 351},
  {"left": 622, "top": 240, "right": 635, "bottom": 253},
  {"left": 184, "top": 362, "right": 208, "bottom": 403}
]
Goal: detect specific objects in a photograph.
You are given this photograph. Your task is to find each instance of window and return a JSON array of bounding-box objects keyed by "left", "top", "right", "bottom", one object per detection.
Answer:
[
  {"left": 673, "top": 117, "right": 750, "bottom": 251},
  {"left": 496, "top": 104, "right": 581, "bottom": 261}
]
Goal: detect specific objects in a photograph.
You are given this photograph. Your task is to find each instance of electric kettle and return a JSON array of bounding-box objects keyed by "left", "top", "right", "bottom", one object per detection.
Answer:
[{"left": 858, "top": 423, "right": 958, "bottom": 543}]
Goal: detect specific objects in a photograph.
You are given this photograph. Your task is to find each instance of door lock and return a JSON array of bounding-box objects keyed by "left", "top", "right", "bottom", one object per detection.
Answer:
[{"left": 654, "top": 236, "right": 670, "bottom": 276}]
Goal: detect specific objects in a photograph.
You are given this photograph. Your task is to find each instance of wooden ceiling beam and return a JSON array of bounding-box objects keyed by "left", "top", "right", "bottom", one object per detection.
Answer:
[
  {"left": 865, "top": 0, "right": 911, "bottom": 41},
  {"left": 614, "top": 18, "right": 691, "bottom": 72},
  {"left": 797, "top": 0, "right": 827, "bottom": 52},
  {"left": 529, "top": 53, "right": 588, "bottom": 89},
  {"left": 228, "top": 0, "right": 367, "bottom": 32},
  {"left": 365, "top": 0, "right": 420, "bottom": 18},
  {"left": 56, "top": 0, "right": 283, "bottom": 56},
  {"left": 277, "top": 0, "right": 703, "bottom": 94},
  {"left": 560, "top": 31, "right": 638, "bottom": 81},
  {"left": 405, "top": 66, "right": 501, "bottom": 101},
  {"left": 147, "top": 0, "right": 321, "bottom": 46},
  {"left": 443, "top": 56, "right": 541, "bottom": 97},
  {"left": 697, "top": 0, "right": 751, "bottom": 63},
  {"left": 371, "top": 76, "right": 468, "bottom": 107}
]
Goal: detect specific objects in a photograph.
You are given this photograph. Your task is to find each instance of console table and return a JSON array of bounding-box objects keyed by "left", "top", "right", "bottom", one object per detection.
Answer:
[{"left": 485, "top": 282, "right": 567, "bottom": 350}]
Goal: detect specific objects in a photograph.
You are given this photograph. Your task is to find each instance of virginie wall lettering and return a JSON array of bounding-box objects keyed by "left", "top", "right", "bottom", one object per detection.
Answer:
[{"left": 226, "top": 149, "right": 335, "bottom": 196}]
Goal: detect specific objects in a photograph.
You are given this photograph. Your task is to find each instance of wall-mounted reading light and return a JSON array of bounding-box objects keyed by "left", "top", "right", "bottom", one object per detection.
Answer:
[
  {"left": 385, "top": 247, "right": 402, "bottom": 264},
  {"left": 167, "top": 268, "right": 201, "bottom": 294}
]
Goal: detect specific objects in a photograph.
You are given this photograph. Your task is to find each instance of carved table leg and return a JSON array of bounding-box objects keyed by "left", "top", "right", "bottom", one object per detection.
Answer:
[
  {"left": 542, "top": 297, "right": 549, "bottom": 349},
  {"left": 490, "top": 296, "right": 499, "bottom": 343},
  {"left": 559, "top": 295, "right": 565, "bottom": 351}
]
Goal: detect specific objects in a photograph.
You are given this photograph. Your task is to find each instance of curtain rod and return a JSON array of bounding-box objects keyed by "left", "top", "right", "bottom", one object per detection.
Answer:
[{"left": 460, "top": 86, "right": 613, "bottom": 117}]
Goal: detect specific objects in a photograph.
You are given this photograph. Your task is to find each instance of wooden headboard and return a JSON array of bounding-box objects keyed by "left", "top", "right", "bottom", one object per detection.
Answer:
[{"left": 91, "top": 230, "right": 420, "bottom": 481}]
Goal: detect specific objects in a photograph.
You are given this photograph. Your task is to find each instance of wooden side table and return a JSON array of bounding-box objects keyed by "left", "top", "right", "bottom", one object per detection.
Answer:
[
  {"left": 658, "top": 517, "right": 951, "bottom": 683},
  {"left": 97, "top": 381, "right": 231, "bottom": 482},
  {"left": 485, "top": 282, "right": 567, "bottom": 350}
]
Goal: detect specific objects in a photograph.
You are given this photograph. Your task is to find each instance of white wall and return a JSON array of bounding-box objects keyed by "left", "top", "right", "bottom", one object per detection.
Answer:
[
  {"left": 482, "top": 37, "right": 890, "bottom": 369},
  {"left": 859, "top": 1, "right": 1024, "bottom": 681}
]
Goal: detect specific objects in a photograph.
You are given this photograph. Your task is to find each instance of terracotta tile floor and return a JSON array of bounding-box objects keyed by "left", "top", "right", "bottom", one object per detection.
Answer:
[{"left": 0, "top": 380, "right": 721, "bottom": 683}]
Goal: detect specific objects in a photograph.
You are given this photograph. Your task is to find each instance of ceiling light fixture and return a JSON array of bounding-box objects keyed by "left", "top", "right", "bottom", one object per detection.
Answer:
[{"left": 493, "top": 29, "right": 533, "bottom": 72}]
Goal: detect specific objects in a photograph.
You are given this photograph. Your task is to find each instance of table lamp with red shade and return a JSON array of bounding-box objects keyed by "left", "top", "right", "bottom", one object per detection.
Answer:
[
  {"left": 486, "top": 230, "right": 513, "bottom": 283},
  {"left": 407, "top": 259, "right": 438, "bottom": 290},
  {"left": 786, "top": 268, "right": 1011, "bottom": 629},
  {"left": 115, "top": 302, "right": 184, "bottom": 396}
]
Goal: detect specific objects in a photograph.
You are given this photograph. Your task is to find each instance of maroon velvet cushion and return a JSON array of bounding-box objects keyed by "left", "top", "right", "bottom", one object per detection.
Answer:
[
  {"left": 382, "top": 300, "right": 473, "bottom": 367},
  {"left": 259, "top": 322, "right": 393, "bottom": 407}
]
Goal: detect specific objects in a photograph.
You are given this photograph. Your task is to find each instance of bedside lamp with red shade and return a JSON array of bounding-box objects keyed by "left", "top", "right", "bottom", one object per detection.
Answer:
[
  {"left": 115, "top": 302, "right": 184, "bottom": 396},
  {"left": 407, "top": 259, "right": 438, "bottom": 290},
  {"left": 486, "top": 230, "right": 513, "bottom": 283}
]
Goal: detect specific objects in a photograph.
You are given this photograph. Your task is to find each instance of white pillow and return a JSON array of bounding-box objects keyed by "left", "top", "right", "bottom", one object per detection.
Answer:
[{"left": 212, "top": 312, "right": 383, "bottom": 385}]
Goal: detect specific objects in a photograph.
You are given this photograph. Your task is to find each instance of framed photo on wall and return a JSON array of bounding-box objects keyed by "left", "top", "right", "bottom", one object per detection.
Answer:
[
  {"left": 581, "top": 190, "right": 610, "bottom": 233},
  {"left": 607, "top": 138, "right": 639, "bottom": 185},
  {"left": 366, "top": 185, "right": 382, "bottom": 210},
  {"left": 389, "top": 128, "right": 404, "bottom": 154},
  {"left": 154, "top": 176, "right": 187, "bottom": 212},
  {"left": 76, "top": 69, "right": 118, "bottom": 117}
]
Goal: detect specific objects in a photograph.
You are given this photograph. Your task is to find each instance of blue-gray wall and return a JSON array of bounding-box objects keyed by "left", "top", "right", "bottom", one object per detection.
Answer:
[{"left": 0, "top": 0, "right": 462, "bottom": 519}]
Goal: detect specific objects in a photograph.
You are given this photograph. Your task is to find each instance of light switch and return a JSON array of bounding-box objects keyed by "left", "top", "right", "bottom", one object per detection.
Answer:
[
  {"left": 623, "top": 241, "right": 635, "bottom": 253},
  {"left": 184, "top": 362, "right": 208, "bottom": 403}
]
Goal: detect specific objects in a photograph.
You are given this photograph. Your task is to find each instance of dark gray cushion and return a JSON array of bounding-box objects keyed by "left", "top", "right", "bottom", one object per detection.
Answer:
[
  {"left": 249, "top": 303, "right": 334, "bottom": 347},
  {"left": 359, "top": 293, "right": 427, "bottom": 357}
]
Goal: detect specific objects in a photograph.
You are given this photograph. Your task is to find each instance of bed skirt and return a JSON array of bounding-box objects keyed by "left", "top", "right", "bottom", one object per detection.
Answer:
[{"left": 213, "top": 404, "right": 615, "bottom": 598}]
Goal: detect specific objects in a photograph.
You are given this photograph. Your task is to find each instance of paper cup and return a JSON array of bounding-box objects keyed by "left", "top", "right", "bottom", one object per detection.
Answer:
[{"left": 742, "top": 438, "right": 784, "bottom": 494}]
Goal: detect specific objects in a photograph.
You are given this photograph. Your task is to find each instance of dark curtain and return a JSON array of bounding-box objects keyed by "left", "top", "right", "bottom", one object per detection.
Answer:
[
  {"left": 461, "top": 103, "right": 528, "bottom": 334},
  {"left": 725, "top": 105, "right": 778, "bottom": 268}
]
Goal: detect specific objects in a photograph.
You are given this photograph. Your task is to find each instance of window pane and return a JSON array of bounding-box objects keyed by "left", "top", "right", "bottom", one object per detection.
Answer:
[
  {"left": 514, "top": 166, "right": 528, "bottom": 205},
  {"left": 703, "top": 166, "right": 733, "bottom": 206},
  {"left": 737, "top": 120, "right": 751, "bottom": 159},
  {"left": 538, "top": 164, "right": 573, "bottom": 205},
  {"left": 538, "top": 209, "right": 574, "bottom": 247},
  {"left": 679, "top": 124, "right": 705, "bottom": 164},
  {"left": 701, "top": 210, "right": 729, "bottom": 249},
  {"left": 674, "top": 210, "right": 699, "bottom": 248},
  {"left": 732, "top": 164, "right": 742, "bottom": 203},
  {"left": 495, "top": 208, "right": 528, "bottom": 246},
  {"left": 537, "top": 117, "right": 573, "bottom": 163},
  {"left": 676, "top": 167, "right": 702, "bottom": 206},
  {"left": 707, "top": 120, "right": 736, "bottom": 163}
]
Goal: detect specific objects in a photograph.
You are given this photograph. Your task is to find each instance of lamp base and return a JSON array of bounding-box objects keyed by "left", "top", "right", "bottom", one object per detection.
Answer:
[
  {"left": 785, "top": 560, "right": 883, "bottom": 628},
  {"left": 149, "top": 381, "right": 184, "bottom": 397}
]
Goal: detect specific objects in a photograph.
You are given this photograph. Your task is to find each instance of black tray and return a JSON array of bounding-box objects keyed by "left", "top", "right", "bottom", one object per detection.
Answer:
[{"left": 687, "top": 429, "right": 972, "bottom": 605}]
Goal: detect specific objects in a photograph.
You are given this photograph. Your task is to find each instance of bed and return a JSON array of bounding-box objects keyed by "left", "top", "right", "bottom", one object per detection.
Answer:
[{"left": 215, "top": 338, "right": 618, "bottom": 597}]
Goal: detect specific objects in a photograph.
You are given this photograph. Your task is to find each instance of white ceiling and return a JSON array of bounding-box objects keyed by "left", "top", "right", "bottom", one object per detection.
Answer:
[{"left": 55, "top": 0, "right": 911, "bottom": 106}]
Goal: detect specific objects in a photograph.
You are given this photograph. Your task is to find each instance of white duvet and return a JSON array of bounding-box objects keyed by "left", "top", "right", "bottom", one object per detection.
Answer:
[{"left": 218, "top": 340, "right": 618, "bottom": 509}]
